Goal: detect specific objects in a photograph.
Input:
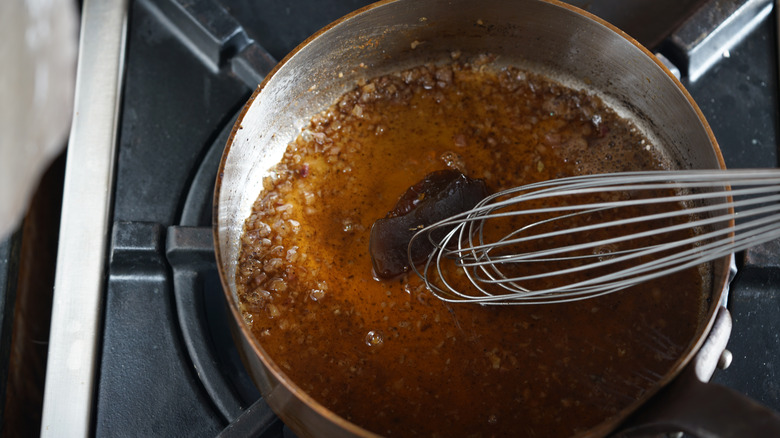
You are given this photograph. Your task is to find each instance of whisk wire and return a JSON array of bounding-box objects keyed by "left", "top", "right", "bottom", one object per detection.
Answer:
[
  {"left": 409, "top": 169, "right": 780, "bottom": 305},
  {"left": 459, "top": 192, "right": 780, "bottom": 270}
]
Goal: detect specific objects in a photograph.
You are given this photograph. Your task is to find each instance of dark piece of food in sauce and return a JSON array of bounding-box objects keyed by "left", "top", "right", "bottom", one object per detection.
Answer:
[
  {"left": 236, "top": 62, "right": 703, "bottom": 437},
  {"left": 369, "top": 169, "right": 488, "bottom": 278}
]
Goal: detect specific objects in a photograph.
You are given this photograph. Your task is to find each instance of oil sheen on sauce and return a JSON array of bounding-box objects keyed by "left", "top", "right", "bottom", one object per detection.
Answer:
[{"left": 235, "top": 60, "right": 707, "bottom": 437}]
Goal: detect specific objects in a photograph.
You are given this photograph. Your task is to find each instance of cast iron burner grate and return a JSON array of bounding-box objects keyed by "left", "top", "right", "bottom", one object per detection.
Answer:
[
  {"left": 167, "top": 112, "right": 287, "bottom": 437},
  {"left": 108, "top": 111, "right": 293, "bottom": 436},
  {"left": 94, "top": 0, "right": 779, "bottom": 436}
]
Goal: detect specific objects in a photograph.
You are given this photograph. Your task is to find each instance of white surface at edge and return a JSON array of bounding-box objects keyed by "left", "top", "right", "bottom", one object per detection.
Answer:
[{"left": 40, "top": 0, "right": 128, "bottom": 436}]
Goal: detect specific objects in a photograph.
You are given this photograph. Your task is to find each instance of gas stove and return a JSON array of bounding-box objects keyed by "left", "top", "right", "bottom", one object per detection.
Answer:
[{"left": 29, "top": 0, "right": 780, "bottom": 436}]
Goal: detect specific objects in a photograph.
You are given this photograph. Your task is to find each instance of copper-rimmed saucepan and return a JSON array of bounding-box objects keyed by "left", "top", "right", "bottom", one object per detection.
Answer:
[{"left": 214, "top": 0, "right": 780, "bottom": 436}]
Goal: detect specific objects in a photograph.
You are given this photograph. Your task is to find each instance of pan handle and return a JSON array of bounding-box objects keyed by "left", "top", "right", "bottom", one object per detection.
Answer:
[
  {"left": 617, "top": 376, "right": 780, "bottom": 437},
  {"left": 616, "top": 307, "right": 780, "bottom": 437}
]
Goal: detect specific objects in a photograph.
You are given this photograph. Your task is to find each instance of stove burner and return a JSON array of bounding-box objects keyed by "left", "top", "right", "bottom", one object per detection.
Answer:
[{"left": 31, "top": 0, "right": 779, "bottom": 436}]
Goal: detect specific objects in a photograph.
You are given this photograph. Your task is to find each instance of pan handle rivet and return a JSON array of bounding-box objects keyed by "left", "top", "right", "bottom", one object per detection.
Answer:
[{"left": 717, "top": 349, "right": 733, "bottom": 370}]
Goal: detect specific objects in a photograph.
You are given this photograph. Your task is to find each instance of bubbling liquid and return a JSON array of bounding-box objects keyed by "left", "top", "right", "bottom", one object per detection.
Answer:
[{"left": 235, "top": 59, "right": 707, "bottom": 437}]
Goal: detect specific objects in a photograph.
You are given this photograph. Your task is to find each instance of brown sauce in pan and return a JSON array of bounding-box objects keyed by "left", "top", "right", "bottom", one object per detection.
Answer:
[{"left": 235, "top": 59, "right": 708, "bottom": 437}]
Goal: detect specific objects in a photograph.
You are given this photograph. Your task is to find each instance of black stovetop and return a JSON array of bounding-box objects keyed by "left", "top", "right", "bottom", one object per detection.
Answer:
[{"left": 92, "top": 0, "right": 780, "bottom": 436}]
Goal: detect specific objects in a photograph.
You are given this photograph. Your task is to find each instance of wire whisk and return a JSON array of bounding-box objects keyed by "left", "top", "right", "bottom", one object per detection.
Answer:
[{"left": 409, "top": 169, "right": 780, "bottom": 305}]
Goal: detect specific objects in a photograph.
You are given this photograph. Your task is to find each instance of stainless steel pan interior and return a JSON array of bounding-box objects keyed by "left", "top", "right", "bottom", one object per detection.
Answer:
[{"left": 214, "top": 0, "right": 731, "bottom": 436}]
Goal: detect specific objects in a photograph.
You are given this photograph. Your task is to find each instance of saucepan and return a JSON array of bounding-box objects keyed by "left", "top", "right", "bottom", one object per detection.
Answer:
[{"left": 214, "top": 0, "right": 780, "bottom": 435}]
